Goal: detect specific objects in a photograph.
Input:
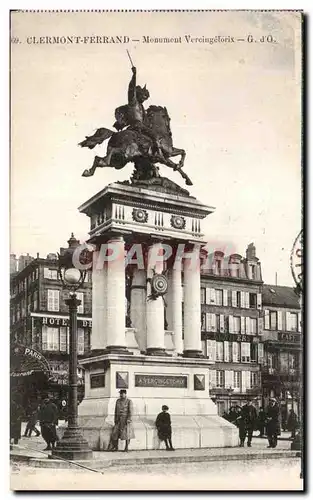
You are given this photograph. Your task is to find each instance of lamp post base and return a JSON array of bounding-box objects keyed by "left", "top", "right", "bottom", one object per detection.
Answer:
[{"left": 52, "top": 426, "right": 92, "bottom": 461}]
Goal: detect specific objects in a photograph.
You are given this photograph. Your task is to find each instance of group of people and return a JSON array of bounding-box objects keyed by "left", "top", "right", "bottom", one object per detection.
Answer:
[
  {"left": 10, "top": 396, "right": 59, "bottom": 451},
  {"left": 12, "top": 390, "right": 299, "bottom": 453},
  {"left": 223, "top": 398, "right": 299, "bottom": 448}
]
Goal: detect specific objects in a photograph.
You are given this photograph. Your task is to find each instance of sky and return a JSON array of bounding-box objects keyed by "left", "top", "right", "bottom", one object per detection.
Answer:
[{"left": 10, "top": 10, "right": 302, "bottom": 286}]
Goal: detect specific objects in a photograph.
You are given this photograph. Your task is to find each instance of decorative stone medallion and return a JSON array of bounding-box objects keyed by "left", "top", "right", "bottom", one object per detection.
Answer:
[
  {"left": 170, "top": 214, "right": 186, "bottom": 230},
  {"left": 151, "top": 273, "right": 168, "bottom": 297},
  {"left": 132, "top": 208, "right": 148, "bottom": 224}
]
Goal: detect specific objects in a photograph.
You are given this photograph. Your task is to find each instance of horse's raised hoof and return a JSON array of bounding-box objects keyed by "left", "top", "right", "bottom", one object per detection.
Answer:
[{"left": 82, "top": 169, "right": 92, "bottom": 177}]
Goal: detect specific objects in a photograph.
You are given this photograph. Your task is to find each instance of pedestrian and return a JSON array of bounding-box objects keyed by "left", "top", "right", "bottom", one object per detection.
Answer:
[
  {"left": 38, "top": 397, "right": 59, "bottom": 451},
  {"left": 266, "top": 398, "right": 281, "bottom": 448},
  {"left": 155, "top": 405, "right": 175, "bottom": 451},
  {"left": 24, "top": 402, "right": 40, "bottom": 437},
  {"left": 108, "top": 390, "right": 135, "bottom": 452},
  {"left": 287, "top": 408, "right": 298, "bottom": 439},
  {"left": 10, "top": 397, "right": 25, "bottom": 445},
  {"left": 237, "top": 399, "right": 257, "bottom": 447},
  {"left": 257, "top": 407, "right": 267, "bottom": 437},
  {"left": 281, "top": 403, "right": 288, "bottom": 432}
]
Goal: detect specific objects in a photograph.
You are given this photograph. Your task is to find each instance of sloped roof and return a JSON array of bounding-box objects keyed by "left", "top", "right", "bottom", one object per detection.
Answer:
[{"left": 262, "top": 284, "right": 300, "bottom": 309}]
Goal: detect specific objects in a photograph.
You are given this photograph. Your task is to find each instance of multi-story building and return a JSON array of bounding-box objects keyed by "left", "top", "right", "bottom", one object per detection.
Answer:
[
  {"left": 200, "top": 243, "right": 264, "bottom": 415},
  {"left": 261, "top": 284, "right": 301, "bottom": 416},
  {"left": 10, "top": 234, "right": 92, "bottom": 407}
]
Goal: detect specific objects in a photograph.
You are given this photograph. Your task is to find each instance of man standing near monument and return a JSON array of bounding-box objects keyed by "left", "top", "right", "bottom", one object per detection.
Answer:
[
  {"left": 108, "top": 390, "right": 135, "bottom": 452},
  {"left": 237, "top": 399, "right": 257, "bottom": 447},
  {"left": 266, "top": 398, "right": 281, "bottom": 448}
]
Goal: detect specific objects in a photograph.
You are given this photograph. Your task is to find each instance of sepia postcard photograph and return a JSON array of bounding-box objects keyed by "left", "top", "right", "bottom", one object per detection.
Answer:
[{"left": 9, "top": 9, "right": 304, "bottom": 491}]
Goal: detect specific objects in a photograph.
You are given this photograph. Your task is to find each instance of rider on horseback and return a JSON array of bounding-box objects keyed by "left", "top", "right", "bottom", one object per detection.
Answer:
[{"left": 114, "top": 66, "right": 165, "bottom": 159}]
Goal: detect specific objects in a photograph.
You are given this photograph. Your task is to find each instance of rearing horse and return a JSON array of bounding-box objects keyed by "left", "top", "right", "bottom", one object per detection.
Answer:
[{"left": 80, "top": 105, "right": 192, "bottom": 186}]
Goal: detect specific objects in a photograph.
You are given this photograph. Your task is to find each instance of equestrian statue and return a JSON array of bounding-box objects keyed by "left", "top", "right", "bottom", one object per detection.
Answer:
[{"left": 79, "top": 55, "right": 193, "bottom": 186}]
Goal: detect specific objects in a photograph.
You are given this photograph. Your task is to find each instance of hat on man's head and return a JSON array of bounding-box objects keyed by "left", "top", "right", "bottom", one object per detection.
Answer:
[
  {"left": 162, "top": 405, "right": 169, "bottom": 411},
  {"left": 119, "top": 389, "right": 127, "bottom": 394},
  {"left": 269, "top": 397, "right": 276, "bottom": 402}
]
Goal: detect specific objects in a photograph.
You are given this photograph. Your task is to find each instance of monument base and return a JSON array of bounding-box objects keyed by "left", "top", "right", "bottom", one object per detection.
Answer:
[{"left": 73, "top": 354, "right": 239, "bottom": 451}]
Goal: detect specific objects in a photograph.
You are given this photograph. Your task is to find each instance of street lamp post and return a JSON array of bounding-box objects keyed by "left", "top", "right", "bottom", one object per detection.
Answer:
[{"left": 52, "top": 234, "right": 92, "bottom": 460}]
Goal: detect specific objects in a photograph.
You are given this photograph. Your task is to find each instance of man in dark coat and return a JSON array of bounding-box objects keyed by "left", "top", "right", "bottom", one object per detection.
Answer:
[
  {"left": 155, "top": 405, "right": 175, "bottom": 451},
  {"left": 24, "top": 402, "right": 40, "bottom": 437},
  {"left": 38, "top": 397, "right": 58, "bottom": 451},
  {"left": 287, "top": 408, "right": 298, "bottom": 439},
  {"left": 108, "top": 390, "right": 135, "bottom": 452},
  {"left": 257, "top": 407, "right": 267, "bottom": 437},
  {"left": 266, "top": 398, "right": 281, "bottom": 448},
  {"left": 237, "top": 399, "right": 257, "bottom": 447}
]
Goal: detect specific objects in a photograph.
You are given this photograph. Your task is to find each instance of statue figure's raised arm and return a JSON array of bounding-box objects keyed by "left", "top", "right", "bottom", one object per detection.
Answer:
[{"left": 128, "top": 66, "right": 137, "bottom": 105}]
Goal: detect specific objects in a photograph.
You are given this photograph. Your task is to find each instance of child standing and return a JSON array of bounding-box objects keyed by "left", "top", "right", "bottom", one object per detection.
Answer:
[{"left": 155, "top": 405, "right": 175, "bottom": 451}]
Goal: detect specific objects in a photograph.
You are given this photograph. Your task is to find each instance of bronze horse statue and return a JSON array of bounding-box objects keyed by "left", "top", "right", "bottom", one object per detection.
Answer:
[{"left": 79, "top": 106, "right": 192, "bottom": 186}]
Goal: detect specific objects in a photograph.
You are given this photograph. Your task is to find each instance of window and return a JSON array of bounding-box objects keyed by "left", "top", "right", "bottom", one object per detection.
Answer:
[
  {"left": 33, "top": 291, "right": 38, "bottom": 311},
  {"left": 215, "top": 259, "right": 222, "bottom": 276},
  {"left": 47, "top": 289, "right": 60, "bottom": 312},
  {"left": 251, "top": 372, "right": 258, "bottom": 388},
  {"left": 60, "top": 327, "right": 67, "bottom": 352},
  {"left": 201, "top": 313, "right": 206, "bottom": 331},
  {"left": 216, "top": 370, "right": 225, "bottom": 388},
  {"left": 264, "top": 309, "right": 270, "bottom": 329},
  {"left": 216, "top": 342, "right": 224, "bottom": 361},
  {"left": 206, "top": 340, "right": 216, "bottom": 361},
  {"left": 250, "top": 265, "right": 256, "bottom": 279},
  {"left": 234, "top": 371, "right": 241, "bottom": 390},
  {"left": 216, "top": 314, "right": 221, "bottom": 332},
  {"left": 249, "top": 293, "right": 257, "bottom": 308},
  {"left": 289, "top": 353, "right": 296, "bottom": 371},
  {"left": 232, "top": 342, "right": 240, "bottom": 362},
  {"left": 44, "top": 268, "right": 58, "bottom": 280},
  {"left": 241, "top": 342, "right": 251, "bottom": 363},
  {"left": 224, "top": 341, "right": 230, "bottom": 362},
  {"left": 270, "top": 311, "right": 277, "bottom": 330},
  {"left": 215, "top": 289, "right": 223, "bottom": 306},
  {"left": 201, "top": 288, "right": 206, "bottom": 304},
  {"left": 78, "top": 328, "right": 84, "bottom": 354},
  {"left": 206, "top": 313, "right": 216, "bottom": 332},
  {"left": 289, "top": 313, "right": 298, "bottom": 332},
  {"left": 42, "top": 326, "right": 59, "bottom": 351},
  {"left": 233, "top": 317, "right": 241, "bottom": 333},
  {"left": 236, "top": 291, "right": 241, "bottom": 307},
  {"left": 35, "top": 268, "right": 39, "bottom": 280},
  {"left": 250, "top": 318, "right": 257, "bottom": 335},
  {"left": 76, "top": 292, "right": 84, "bottom": 314}
]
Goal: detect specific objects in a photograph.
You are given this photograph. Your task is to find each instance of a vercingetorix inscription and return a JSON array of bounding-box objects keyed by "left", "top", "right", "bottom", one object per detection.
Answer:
[{"left": 135, "top": 374, "right": 188, "bottom": 388}]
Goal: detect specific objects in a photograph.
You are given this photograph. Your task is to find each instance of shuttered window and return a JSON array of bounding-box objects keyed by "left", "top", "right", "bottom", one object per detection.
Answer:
[
  {"left": 232, "top": 342, "right": 240, "bottom": 362},
  {"left": 47, "top": 289, "right": 59, "bottom": 312},
  {"left": 78, "top": 328, "right": 85, "bottom": 354},
  {"left": 241, "top": 342, "right": 251, "bottom": 363},
  {"left": 264, "top": 309, "right": 270, "bottom": 329},
  {"left": 225, "top": 370, "right": 233, "bottom": 389},
  {"left": 224, "top": 341, "right": 230, "bottom": 362}
]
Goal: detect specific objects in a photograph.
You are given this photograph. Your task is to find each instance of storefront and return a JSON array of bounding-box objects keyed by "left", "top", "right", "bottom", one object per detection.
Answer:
[{"left": 10, "top": 343, "right": 51, "bottom": 411}]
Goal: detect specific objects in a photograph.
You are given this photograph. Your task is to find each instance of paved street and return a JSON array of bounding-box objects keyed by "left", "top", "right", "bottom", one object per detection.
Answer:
[{"left": 11, "top": 457, "right": 302, "bottom": 491}]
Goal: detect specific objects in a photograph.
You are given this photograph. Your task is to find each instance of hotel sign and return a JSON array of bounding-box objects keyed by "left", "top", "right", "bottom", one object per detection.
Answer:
[
  {"left": 40, "top": 317, "right": 92, "bottom": 328},
  {"left": 135, "top": 374, "right": 188, "bottom": 388}
]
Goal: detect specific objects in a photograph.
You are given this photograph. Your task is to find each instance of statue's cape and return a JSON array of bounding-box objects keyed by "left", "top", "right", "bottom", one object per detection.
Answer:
[{"left": 78, "top": 128, "right": 114, "bottom": 149}]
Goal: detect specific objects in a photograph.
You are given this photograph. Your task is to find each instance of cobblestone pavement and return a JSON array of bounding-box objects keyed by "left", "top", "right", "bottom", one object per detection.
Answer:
[{"left": 11, "top": 457, "right": 303, "bottom": 491}]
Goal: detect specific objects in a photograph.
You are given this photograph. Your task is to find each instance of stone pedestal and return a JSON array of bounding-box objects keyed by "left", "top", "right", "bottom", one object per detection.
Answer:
[{"left": 75, "top": 180, "right": 238, "bottom": 450}]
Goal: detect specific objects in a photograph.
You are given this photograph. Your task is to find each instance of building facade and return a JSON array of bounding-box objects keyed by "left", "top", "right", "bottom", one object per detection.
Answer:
[
  {"left": 261, "top": 284, "right": 301, "bottom": 418},
  {"left": 10, "top": 234, "right": 92, "bottom": 406},
  {"left": 200, "top": 243, "right": 264, "bottom": 416}
]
